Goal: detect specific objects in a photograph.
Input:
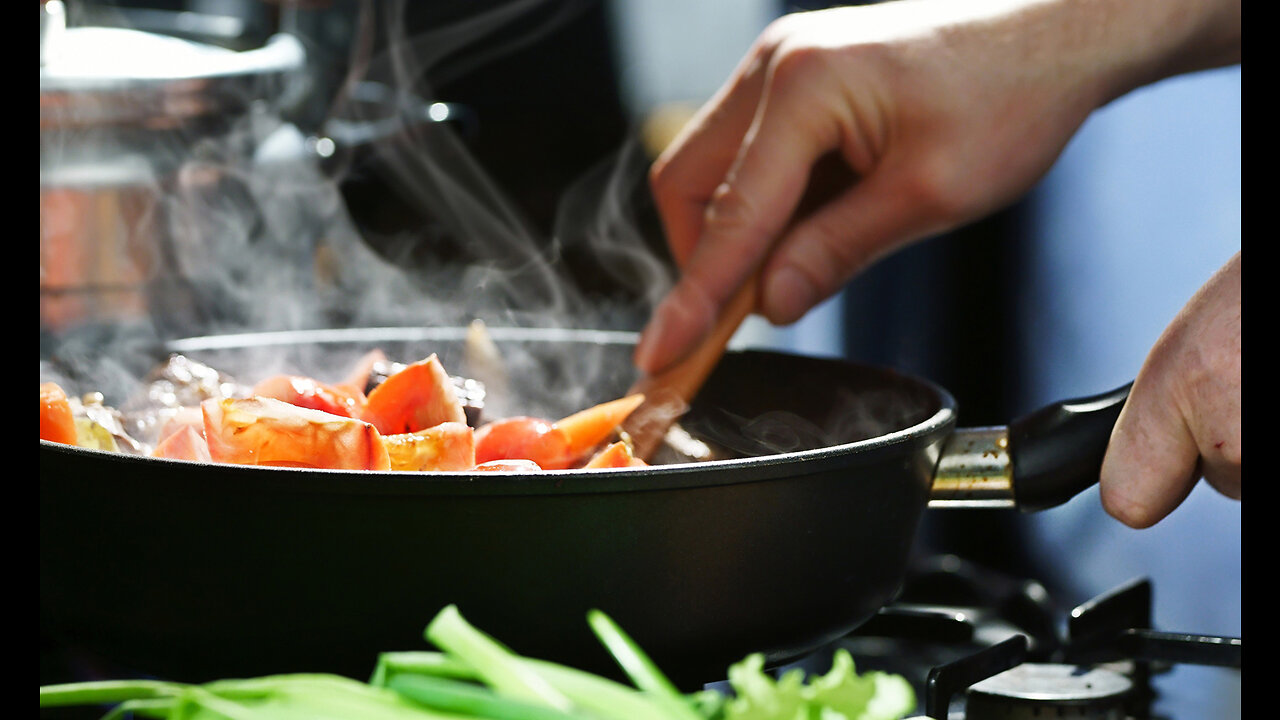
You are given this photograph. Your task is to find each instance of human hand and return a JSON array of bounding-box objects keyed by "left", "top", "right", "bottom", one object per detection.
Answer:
[
  {"left": 1099, "top": 252, "right": 1240, "bottom": 528},
  {"left": 634, "top": 0, "right": 1242, "bottom": 376}
]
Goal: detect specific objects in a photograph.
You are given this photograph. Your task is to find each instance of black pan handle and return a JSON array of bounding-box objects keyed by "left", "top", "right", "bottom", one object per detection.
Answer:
[
  {"left": 931, "top": 382, "right": 1132, "bottom": 510},
  {"left": 1008, "top": 382, "right": 1132, "bottom": 512}
]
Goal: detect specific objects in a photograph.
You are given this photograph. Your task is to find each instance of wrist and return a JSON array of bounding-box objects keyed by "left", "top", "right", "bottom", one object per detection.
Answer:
[
  {"left": 1041, "top": 0, "right": 1241, "bottom": 105},
  {"left": 929, "top": 0, "right": 1241, "bottom": 109}
]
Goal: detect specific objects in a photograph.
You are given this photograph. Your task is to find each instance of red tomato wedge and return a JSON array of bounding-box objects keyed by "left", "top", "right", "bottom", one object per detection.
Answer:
[
  {"left": 156, "top": 405, "right": 204, "bottom": 442},
  {"left": 553, "top": 393, "right": 645, "bottom": 464},
  {"left": 473, "top": 416, "right": 571, "bottom": 469},
  {"left": 474, "top": 393, "right": 646, "bottom": 470},
  {"left": 152, "top": 424, "right": 212, "bottom": 462},
  {"left": 253, "top": 374, "right": 368, "bottom": 419},
  {"left": 203, "top": 396, "right": 391, "bottom": 470},
  {"left": 583, "top": 441, "right": 648, "bottom": 469},
  {"left": 383, "top": 422, "right": 475, "bottom": 471},
  {"left": 40, "top": 382, "right": 78, "bottom": 445},
  {"left": 361, "top": 354, "right": 466, "bottom": 436},
  {"left": 339, "top": 348, "right": 388, "bottom": 394}
]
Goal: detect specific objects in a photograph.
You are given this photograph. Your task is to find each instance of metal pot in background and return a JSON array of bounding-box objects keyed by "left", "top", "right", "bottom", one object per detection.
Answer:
[
  {"left": 40, "top": 5, "right": 313, "bottom": 343},
  {"left": 39, "top": 2, "right": 481, "bottom": 355}
]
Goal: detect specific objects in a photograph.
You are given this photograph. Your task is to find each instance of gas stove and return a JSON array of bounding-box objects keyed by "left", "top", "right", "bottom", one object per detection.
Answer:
[{"left": 752, "top": 555, "right": 1242, "bottom": 719}]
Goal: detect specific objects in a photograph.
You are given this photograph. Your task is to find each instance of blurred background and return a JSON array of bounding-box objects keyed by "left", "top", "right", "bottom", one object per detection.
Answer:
[{"left": 41, "top": 0, "right": 1240, "bottom": 714}]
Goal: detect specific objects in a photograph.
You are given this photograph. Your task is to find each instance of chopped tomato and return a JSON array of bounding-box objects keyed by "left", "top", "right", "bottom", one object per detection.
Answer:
[
  {"left": 473, "top": 393, "right": 647, "bottom": 470},
  {"left": 156, "top": 405, "right": 204, "bottom": 442},
  {"left": 40, "top": 382, "right": 78, "bottom": 445},
  {"left": 583, "top": 441, "right": 648, "bottom": 469},
  {"left": 339, "top": 348, "right": 389, "bottom": 395},
  {"left": 253, "top": 374, "right": 368, "bottom": 419},
  {"left": 383, "top": 422, "right": 475, "bottom": 471},
  {"left": 473, "top": 459, "right": 543, "bottom": 472},
  {"left": 553, "top": 393, "right": 645, "bottom": 463},
  {"left": 203, "top": 396, "right": 390, "bottom": 470},
  {"left": 152, "top": 424, "right": 212, "bottom": 462},
  {"left": 473, "top": 416, "right": 573, "bottom": 469},
  {"left": 362, "top": 354, "right": 466, "bottom": 436}
]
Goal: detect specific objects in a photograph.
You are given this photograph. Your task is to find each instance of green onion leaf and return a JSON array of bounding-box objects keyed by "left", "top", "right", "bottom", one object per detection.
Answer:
[
  {"left": 371, "top": 651, "right": 477, "bottom": 687},
  {"left": 586, "top": 609, "right": 703, "bottom": 720},
  {"left": 40, "top": 680, "right": 185, "bottom": 708},
  {"left": 388, "top": 673, "right": 594, "bottom": 720}
]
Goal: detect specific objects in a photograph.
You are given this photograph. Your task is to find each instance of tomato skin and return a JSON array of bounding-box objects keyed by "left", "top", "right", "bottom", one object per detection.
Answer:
[
  {"left": 473, "top": 416, "right": 573, "bottom": 469},
  {"left": 473, "top": 394, "right": 646, "bottom": 470},
  {"left": 203, "top": 397, "right": 391, "bottom": 471},
  {"left": 253, "top": 374, "right": 367, "bottom": 419},
  {"left": 152, "top": 424, "right": 212, "bottom": 462},
  {"left": 40, "top": 382, "right": 78, "bottom": 445},
  {"left": 554, "top": 394, "right": 645, "bottom": 461},
  {"left": 339, "top": 348, "right": 388, "bottom": 394},
  {"left": 362, "top": 354, "right": 466, "bottom": 436},
  {"left": 383, "top": 422, "right": 475, "bottom": 471},
  {"left": 583, "top": 441, "right": 648, "bottom": 469}
]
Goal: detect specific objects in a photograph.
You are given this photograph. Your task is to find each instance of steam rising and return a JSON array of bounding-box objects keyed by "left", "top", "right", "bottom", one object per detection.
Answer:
[{"left": 41, "top": 0, "right": 675, "bottom": 414}]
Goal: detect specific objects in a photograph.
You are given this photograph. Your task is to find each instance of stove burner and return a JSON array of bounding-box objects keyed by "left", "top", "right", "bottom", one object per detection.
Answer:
[
  {"left": 965, "top": 663, "right": 1132, "bottom": 719},
  {"left": 909, "top": 572, "right": 1241, "bottom": 719}
]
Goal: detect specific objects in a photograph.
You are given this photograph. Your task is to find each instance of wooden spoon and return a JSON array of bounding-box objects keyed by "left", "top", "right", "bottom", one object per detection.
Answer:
[{"left": 623, "top": 277, "right": 759, "bottom": 461}]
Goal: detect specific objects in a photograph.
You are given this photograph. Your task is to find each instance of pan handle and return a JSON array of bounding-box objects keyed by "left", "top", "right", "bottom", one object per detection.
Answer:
[
  {"left": 930, "top": 382, "right": 1132, "bottom": 511},
  {"left": 1008, "top": 382, "right": 1132, "bottom": 512}
]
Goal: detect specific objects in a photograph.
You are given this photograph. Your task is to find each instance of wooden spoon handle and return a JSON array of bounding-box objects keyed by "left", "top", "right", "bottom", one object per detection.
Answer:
[{"left": 624, "top": 278, "right": 759, "bottom": 460}]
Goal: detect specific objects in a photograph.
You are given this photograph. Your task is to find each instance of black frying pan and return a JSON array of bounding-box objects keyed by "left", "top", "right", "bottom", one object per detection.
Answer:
[{"left": 39, "top": 327, "right": 1128, "bottom": 689}]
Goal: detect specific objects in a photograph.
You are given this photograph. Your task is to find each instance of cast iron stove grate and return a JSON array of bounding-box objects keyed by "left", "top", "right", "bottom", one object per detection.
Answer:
[{"left": 796, "top": 558, "right": 1241, "bottom": 719}]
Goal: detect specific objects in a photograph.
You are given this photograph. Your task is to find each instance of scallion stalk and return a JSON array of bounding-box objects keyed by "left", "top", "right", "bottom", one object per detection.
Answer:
[
  {"left": 40, "top": 680, "right": 184, "bottom": 708},
  {"left": 424, "top": 604, "right": 575, "bottom": 713},
  {"left": 586, "top": 610, "right": 704, "bottom": 720},
  {"left": 388, "top": 673, "right": 596, "bottom": 720}
]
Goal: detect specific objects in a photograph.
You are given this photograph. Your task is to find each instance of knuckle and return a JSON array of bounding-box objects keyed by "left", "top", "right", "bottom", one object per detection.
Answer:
[
  {"left": 647, "top": 155, "right": 697, "bottom": 222},
  {"left": 759, "top": 15, "right": 798, "bottom": 50},
  {"left": 703, "top": 182, "right": 759, "bottom": 240},
  {"left": 797, "top": 218, "right": 865, "bottom": 280},
  {"left": 899, "top": 161, "right": 970, "bottom": 222},
  {"left": 648, "top": 157, "right": 676, "bottom": 200},
  {"left": 770, "top": 42, "right": 828, "bottom": 87}
]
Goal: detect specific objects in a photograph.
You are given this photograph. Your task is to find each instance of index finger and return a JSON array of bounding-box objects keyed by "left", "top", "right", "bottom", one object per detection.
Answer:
[
  {"left": 635, "top": 58, "right": 841, "bottom": 375},
  {"left": 649, "top": 39, "right": 773, "bottom": 267}
]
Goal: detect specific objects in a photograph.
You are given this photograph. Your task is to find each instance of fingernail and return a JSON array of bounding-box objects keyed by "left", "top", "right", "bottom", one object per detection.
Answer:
[{"left": 764, "top": 265, "right": 818, "bottom": 324}]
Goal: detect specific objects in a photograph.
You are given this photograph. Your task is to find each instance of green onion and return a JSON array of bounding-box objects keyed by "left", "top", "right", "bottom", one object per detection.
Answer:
[
  {"left": 40, "top": 680, "right": 185, "bottom": 707},
  {"left": 375, "top": 650, "right": 689, "bottom": 720},
  {"left": 371, "top": 651, "right": 477, "bottom": 688},
  {"left": 388, "top": 673, "right": 595, "bottom": 720},
  {"left": 203, "top": 675, "right": 462, "bottom": 720},
  {"left": 425, "top": 604, "right": 575, "bottom": 713},
  {"left": 39, "top": 607, "right": 918, "bottom": 720},
  {"left": 99, "top": 698, "right": 177, "bottom": 720},
  {"left": 586, "top": 609, "right": 703, "bottom": 720},
  {"left": 522, "top": 657, "right": 698, "bottom": 720}
]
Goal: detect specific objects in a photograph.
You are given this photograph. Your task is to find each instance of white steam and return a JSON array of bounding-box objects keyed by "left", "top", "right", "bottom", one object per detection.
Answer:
[{"left": 41, "top": 0, "right": 674, "bottom": 412}]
